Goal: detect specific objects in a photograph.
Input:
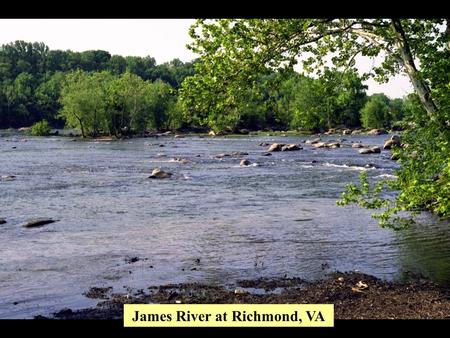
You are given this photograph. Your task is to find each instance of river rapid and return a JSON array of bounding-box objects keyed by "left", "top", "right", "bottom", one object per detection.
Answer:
[{"left": 1, "top": 131, "right": 449, "bottom": 318}]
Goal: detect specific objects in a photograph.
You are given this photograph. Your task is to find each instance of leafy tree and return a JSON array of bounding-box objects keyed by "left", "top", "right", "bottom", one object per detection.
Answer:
[
  {"left": 106, "top": 71, "right": 150, "bottom": 135},
  {"left": 181, "top": 19, "right": 450, "bottom": 227},
  {"left": 59, "top": 70, "right": 112, "bottom": 137},
  {"left": 360, "top": 93, "right": 392, "bottom": 129},
  {"left": 145, "top": 79, "right": 177, "bottom": 131},
  {"left": 35, "top": 72, "right": 66, "bottom": 126}
]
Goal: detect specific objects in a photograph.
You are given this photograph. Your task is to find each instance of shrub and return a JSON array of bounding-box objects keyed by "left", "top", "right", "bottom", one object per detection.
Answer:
[{"left": 31, "top": 120, "right": 51, "bottom": 136}]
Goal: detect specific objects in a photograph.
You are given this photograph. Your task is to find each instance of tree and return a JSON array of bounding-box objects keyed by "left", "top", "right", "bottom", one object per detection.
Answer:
[
  {"left": 106, "top": 71, "right": 150, "bottom": 135},
  {"left": 360, "top": 93, "right": 391, "bottom": 129},
  {"left": 35, "top": 72, "right": 66, "bottom": 126},
  {"left": 59, "top": 70, "right": 112, "bottom": 137},
  {"left": 182, "top": 19, "right": 447, "bottom": 120},
  {"left": 181, "top": 19, "right": 450, "bottom": 227}
]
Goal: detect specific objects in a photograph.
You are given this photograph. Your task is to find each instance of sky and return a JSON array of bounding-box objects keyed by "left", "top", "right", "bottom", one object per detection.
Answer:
[{"left": 0, "top": 19, "right": 413, "bottom": 98}]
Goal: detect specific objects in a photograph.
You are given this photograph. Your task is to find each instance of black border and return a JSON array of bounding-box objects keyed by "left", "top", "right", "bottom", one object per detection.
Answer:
[{"left": 2, "top": 319, "right": 448, "bottom": 337}]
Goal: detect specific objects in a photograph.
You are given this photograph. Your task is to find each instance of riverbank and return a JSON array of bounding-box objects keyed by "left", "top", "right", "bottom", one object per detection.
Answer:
[{"left": 41, "top": 272, "right": 450, "bottom": 320}]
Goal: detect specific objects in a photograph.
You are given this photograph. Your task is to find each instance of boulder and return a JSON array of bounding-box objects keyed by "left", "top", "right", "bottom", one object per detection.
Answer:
[
  {"left": 358, "top": 146, "right": 381, "bottom": 154},
  {"left": 313, "top": 142, "right": 340, "bottom": 149},
  {"left": 208, "top": 131, "right": 216, "bottom": 136},
  {"left": 383, "top": 135, "right": 401, "bottom": 149},
  {"left": 267, "top": 143, "right": 285, "bottom": 152},
  {"left": 149, "top": 168, "right": 172, "bottom": 179},
  {"left": 240, "top": 159, "right": 251, "bottom": 166},
  {"left": 0, "top": 219, "right": 6, "bottom": 224},
  {"left": 327, "top": 142, "right": 340, "bottom": 148},
  {"left": 312, "top": 142, "right": 326, "bottom": 148},
  {"left": 352, "top": 143, "right": 365, "bottom": 148},
  {"left": 281, "top": 144, "right": 302, "bottom": 151},
  {"left": 342, "top": 129, "right": 352, "bottom": 135},
  {"left": 351, "top": 129, "right": 362, "bottom": 135},
  {"left": 305, "top": 138, "right": 321, "bottom": 145},
  {"left": 367, "top": 128, "right": 387, "bottom": 135},
  {"left": 238, "top": 129, "right": 250, "bottom": 135},
  {"left": 174, "top": 134, "right": 184, "bottom": 138},
  {"left": 22, "top": 218, "right": 57, "bottom": 228}
]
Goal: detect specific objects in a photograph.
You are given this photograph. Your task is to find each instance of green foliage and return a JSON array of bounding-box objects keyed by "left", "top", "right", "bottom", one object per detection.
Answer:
[
  {"left": 59, "top": 70, "right": 112, "bottom": 137},
  {"left": 181, "top": 18, "right": 450, "bottom": 228},
  {"left": 0, "top": 40, "right": 196, "bottom": 129},
  {"left": 30, "top": 119, "right": 51, "bottom": 136},
  {"left": 360, "top": 93, "right": 392, "bottom": 129}
]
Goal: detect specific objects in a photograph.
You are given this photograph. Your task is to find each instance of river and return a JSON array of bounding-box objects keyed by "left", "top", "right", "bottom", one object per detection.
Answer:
[{"left": 1, "top": 131, "right": 449, "bottom": 318}]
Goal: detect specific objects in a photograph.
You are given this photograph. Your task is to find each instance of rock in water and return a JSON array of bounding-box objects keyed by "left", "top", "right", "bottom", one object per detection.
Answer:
[
  {"left": 215, "top": 153, "right": 231, "bottom": 158},
  {"left": 0, "top": 219, "right": 6, "bottom": 224},
  {"left": 149, "top": 168, "right": 172, "bottom": 179},
  {"left": 367, "top": 128, "right": 387, "bottom": 135},
  {"left": 359, "top": 147, "right": 381, "bottom": 154},
  {"left": 352, "top": 143, "right": 365, "bottom": 148},
  {"left": 267, "top": 143, "right": 285, "bottom": 152},
  {"left": 304, "top": 138, "right": 321, "bottom": 145},
  {"left": 281, "top": 144, "right": 302, "bottom": 151},
  {"left": 383, "top": 135, "right": 401, "bottom": 149},
  {"left": 231, "top": 151, "right": 249, "bottom": 156},
  {"left": 240, "top": 159, "right": 251, "bottom": 166},
  {"left": 0, "top": 175, "right": 16, "bottom": 181},
  {"left": 22, "top": 218, "right": 56, "bottom": 228},
  {"left": 312, "top": 142, "right": 340, "bottom": 149}
]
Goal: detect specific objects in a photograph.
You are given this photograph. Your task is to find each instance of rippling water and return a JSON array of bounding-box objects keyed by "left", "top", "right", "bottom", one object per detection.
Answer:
[{"left": 1, "top": 131, "right": 449, "bottom": 318}]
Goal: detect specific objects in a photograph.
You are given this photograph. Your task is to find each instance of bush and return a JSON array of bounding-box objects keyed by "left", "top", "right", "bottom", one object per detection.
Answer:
[{"left": 31, "top": 120, "right": 51, "bottom": 136}]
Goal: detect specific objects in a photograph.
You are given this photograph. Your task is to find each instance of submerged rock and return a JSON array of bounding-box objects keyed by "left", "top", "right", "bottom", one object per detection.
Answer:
[
  {"left": 240, "top": 159, "right": 251, "bottom": 166},
  {"left": 22, "top": 218, "right": 57, "bottom": 228},
  {"left": 215, "top": 153, "right": 231, "bottom": 159},
  {"left": 359, "top": 147, "right": 381, "bottom": 154},
  {"left": 261, "top": 152, "right": 272, "bottom": 156},
  {"left": 149, "top": 168, "right": 172, "bottom": 179},
  {"left": 0, "top": 175, "right": 16, "bottom": 181},
  {"left": 231, "top": 151, "right": 249, "bottom": 156},
  {"left": 0, "top": 219, "right": 6, "bottom": 224}
]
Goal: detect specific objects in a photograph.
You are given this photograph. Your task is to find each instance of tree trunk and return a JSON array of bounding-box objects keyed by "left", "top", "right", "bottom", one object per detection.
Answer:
[
  {"left": 391, "top": 19, "right": 438, "bottom": 117},
  {"left": 446, "top": 19, "right": 450, "bottom": 50}
]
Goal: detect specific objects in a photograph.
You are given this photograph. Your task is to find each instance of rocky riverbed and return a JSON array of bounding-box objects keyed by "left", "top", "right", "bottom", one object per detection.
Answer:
[{"left": 43, "top": 271, "right": 450, "bottom": 320}]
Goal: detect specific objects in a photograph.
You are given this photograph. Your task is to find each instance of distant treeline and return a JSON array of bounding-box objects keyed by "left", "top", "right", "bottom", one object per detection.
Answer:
[
  {"left": 0, "top": 40, "right": 414, "bottom": 134},
  {"left": 0, "top": 41, "right": 195, "bottom": 129}
]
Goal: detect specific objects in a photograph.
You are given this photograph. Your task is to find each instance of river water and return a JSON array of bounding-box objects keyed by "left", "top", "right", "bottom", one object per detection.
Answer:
[{"left": 1, "top": 131, "right": 450, "bottom": 318}]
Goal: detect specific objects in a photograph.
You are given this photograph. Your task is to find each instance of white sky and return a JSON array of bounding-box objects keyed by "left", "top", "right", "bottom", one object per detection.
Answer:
[{"left": 0, "top": 19, "right": 413, "bottom": 98}]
